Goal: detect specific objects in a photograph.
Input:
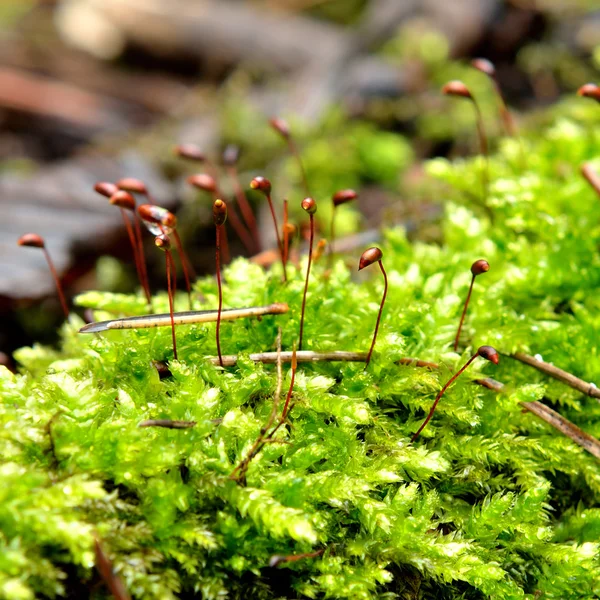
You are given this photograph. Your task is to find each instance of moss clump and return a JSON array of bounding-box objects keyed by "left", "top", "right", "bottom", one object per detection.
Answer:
[{"left": 2, "top": 112, "right": 600, "bottom": 599}]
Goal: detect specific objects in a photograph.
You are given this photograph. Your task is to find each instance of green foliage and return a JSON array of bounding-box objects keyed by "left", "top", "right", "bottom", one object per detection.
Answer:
[{"left": 3, "top": 104, "right": 600, "bottom": 599}]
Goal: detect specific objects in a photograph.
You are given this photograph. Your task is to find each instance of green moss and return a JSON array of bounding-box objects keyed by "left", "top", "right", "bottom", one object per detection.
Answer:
[{"left": 2, "top": 108, "right": 600, "bottom": 599}]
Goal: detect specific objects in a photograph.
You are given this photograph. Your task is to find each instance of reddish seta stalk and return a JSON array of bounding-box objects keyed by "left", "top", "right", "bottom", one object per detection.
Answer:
[
  {"left": 411, "top": 346, "right": 499, "bottom": 442},
  {"left": 453, "top": 259, "right": 489, "bottom": 352},
  {"left": 329, "top": 189, "right": 358, "bottom": 270},
  {"left": 442, "top": 80, "right": 489, "bottom": 201},
  {"left": 188, "top": 173, "right": 253, "bottom": 255},
  {"left": 358, "top": 247, "right": 387, "bottom": 368},
  {"left": 298, "top": 197, "right": 317, "bottom": 350},
  {"left": 17, "top": 233, "right": 69, "bottom": 319},
  {"left": 250, "top": 176, "right": 287, "bottom": 281},
  {"left": 103, "top": 187, "right": 153, "bottom": 308},
  {"left": 138, "top": 204, "right": 195, "bottom": 310},
  {"left": 282, "top": 199, "right": 289, "bottom": 267},
  {"left": 269, "top": 117, "right": 310, "bottom": 197},
  {"left": 154, "top": 234, "right": 178, "bottom": 360},
  {"left": 213, "top": 199, "right": 228, "bottom": 367},
  {"left": 223, "top": 145, "right": 261, "bottom": 252}
]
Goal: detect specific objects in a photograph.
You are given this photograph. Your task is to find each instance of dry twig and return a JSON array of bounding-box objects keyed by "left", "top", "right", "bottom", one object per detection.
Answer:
[
  {"left": 511, "top": 352, "right": 600, "bottom": 401},
  {"left": 207, "top": 350, "right": 600, "bottom": 459}
]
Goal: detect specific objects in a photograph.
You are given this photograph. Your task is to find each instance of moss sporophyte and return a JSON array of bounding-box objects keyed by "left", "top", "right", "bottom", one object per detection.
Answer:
[{"left": 9, "top": 95, "right": 600, "bottom": 599}]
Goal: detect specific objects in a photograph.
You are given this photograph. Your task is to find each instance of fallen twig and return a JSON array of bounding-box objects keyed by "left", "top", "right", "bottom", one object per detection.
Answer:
[
  {"left": 206, "top": 350, "right": 600, "bottom": 459},
  {"left": 138, "top": 419, "right": 196, "bottom": 429},
  {"left": 511, "top": 352, "right": 600, "bottom": 401}
]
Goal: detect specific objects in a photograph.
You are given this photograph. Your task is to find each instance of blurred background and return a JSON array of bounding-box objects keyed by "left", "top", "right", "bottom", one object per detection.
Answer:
[{"left": 1, "top": 0, "right": 599, "bottom": 362}]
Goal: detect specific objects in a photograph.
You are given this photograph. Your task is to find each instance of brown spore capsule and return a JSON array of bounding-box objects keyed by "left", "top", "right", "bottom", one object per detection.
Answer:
[
  {"left": 442, "top": 80, "right": 473, "bottom": 100},
  {"left": 94, "top": 181, "right": 119, "bottom": 198},
  {"left": 213, "top": 199, "right": 228, "bottom": 226},
  {"left": 155, "top": 233, "right": 171, "bottom": 251},
  {"left": 109, "top": 190, "right": 136, "bottom": 211},
  {"left": 332, "top": 189, "right": 358, "bottom": 207},
  {"left": 187, "top": 173, "right": 217, "bottom": 193},
  {"left": 269, "top": 117, "right": 290, "bottom": 139},
  {"left": 471, "top": 259, "right": 490, "bottom": 276},
  {"left": 577, "top": 83, "right": 600, "bottom": 102},
  {"left": 301, "top": 197, "right": 317, "bottom": 215},
  {"left": 117, "top": 177, "right": 147, "bottom": 194},
  {"left": 18, "top": 233, "right": 45, "bottom": 248},
  {"left": 478, "top": 345, "right": 499, "bottom": 365},
  {"left": 358, "top": 247, "right": 383, "bottom": 271},
  {"left": 471, "top": 58, "right": 496, "bottom": 77},
  {"left": 250, "top": 176, "right": 272, "bottom": 195},
  {"left": 175, "top": 143, "right": 207, "bottom": 162}
]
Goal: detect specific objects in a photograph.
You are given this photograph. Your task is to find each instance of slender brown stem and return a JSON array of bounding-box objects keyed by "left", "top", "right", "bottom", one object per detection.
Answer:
[
  {"left": 138, "top": 419, "right": 196, "bottom": 429},
  {"left": 227, "top": 165, "right": 261, "bottom": 252},
  {"left": 298, "top": 214, "right": 314, "bottom": 350},
  {"left": 288, "top": 138, "right": 309, "bottom": 197},
  {"left": 216, "top": 223, "right": 224, "bottom": 367},
  {"left": 328, "top": 206, "right": 336, "bottom": 271},
  {"left": 212, "top": 188, "right": 254, "bottom": 254},
  {"left": 133, "top": 213, "right": 152, "bottom": 309},
  {"left": 119, "top": 208, "right": 144, "bottom": 292},
  {"left": 42, "top": 248, "right": 69, "bottom": 319},
  {"left": 265, "top": 192, "right": 287, "bottom": 281},
  {"left": 411, "top": 353, "right": 479, "bottom": 442},
  {"left": 472, "top": 100, "right": 489, "bottom": 201},
  {"left": 454, "top": 274, "right": 475, "bottom": 352},
  {"left": 365, "top": 260, "right": 387, "bottom": 368},
  {"left": 283, "top": 199, "right": 289, "bottom": 267},
  {"left": 94, "top": 537, "right": 131, "bottom": 600},
  {"left": 172, "top": 230, "right": 194, "bottom": 310},
  {"left": 165, "top": 250, "right": 178, "bottom": 360}
]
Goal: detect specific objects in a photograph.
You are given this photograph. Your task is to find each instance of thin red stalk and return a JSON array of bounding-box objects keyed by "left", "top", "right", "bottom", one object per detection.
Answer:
[
  {"left": 42, "top": 248, "right": 69, "bottom": 319},
  {"left": 120, "top": 208, "right": 145, "bottom": 298},
  {"left": 281, "top": 346, "right": 297, "bottom": 420},
  {"left": 288, "top": 138, "right": 309, "bottom": 197},
  {"left": 328, "top": 206, "right": 337, "bottom": 271},
  {"left": 215, "top": 223, "right": 224, "bottom": 367},
  {"left": 227, "top": 165, "right": 261, "bottom": 252},
  {"left": 493, "top": 81, "right": 515, "bottom": 137},
  {"left": 454, "top": 274, "right": 475, "bottom": 352},
  {"left": 212, "top": 188, "right": 254, "bottom": 254},
  {"left": 411, "top": 352, "right": 479, "bottom": 442},
  {"left": 266, "top": 192, "right": 287, "bottom": 281},
  {"left": 365, "top": 260, "right": 387, "bottom": 368},
  {"left": 282, "top": 199, "right": 289, "bottom": 267},
  {"left": 172, "top": 230, "right": 194, "bottom": 310},
  {"left": 298, "top": 214, "right": 314, "bottom": 351},
  {"left": 165, "top": 250, "right": 178, "bottom": 360},
  {"left": 132, "top": 213, "right": 152, "bottom": 308},
  {"left": 472, "top": 100, "right": 489, "bottom": 201}
]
